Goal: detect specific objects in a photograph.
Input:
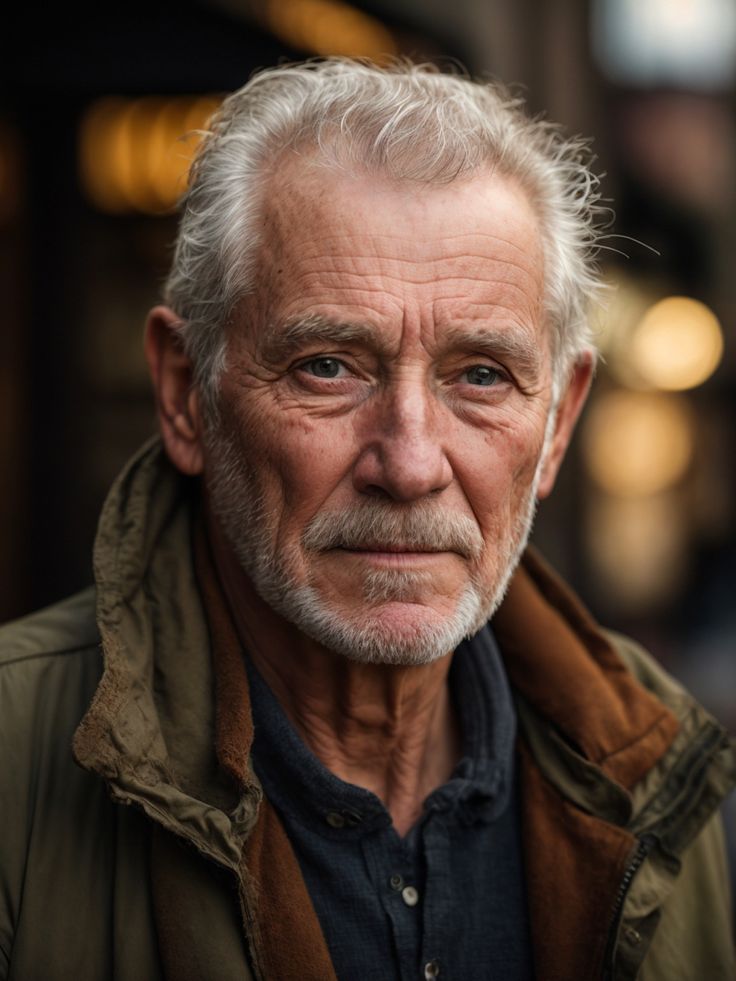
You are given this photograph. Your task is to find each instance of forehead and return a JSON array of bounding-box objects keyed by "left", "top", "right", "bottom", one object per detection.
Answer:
[{"left": 250, "top": 161, "right": 546, "bottom": 346}]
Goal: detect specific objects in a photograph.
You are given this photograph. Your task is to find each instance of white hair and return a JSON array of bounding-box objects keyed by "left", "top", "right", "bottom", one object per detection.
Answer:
[{"left": 165, "top": 59, "right": 603, "bottom": 412}]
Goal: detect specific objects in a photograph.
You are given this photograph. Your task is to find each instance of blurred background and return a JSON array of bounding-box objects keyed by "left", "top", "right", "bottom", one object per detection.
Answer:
[{"left": 0, "top": 0, "right": 734, "bottom": 873}]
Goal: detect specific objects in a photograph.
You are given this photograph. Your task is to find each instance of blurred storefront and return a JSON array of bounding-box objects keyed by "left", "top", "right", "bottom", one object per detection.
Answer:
[{"left": 0, "top": 1, "right": 734, "bottom": 737}]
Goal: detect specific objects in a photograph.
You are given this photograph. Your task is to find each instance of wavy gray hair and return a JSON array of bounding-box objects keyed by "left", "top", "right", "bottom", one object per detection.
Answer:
[{"left": 164, "top": 59, "right": 603, "bottom": 413}]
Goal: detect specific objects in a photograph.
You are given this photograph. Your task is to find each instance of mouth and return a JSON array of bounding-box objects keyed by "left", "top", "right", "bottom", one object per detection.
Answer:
[
  {"left": 341, "top": 544, "right": 445, "bottom": 554},
  {"left": 301, "top": 506, "right": 484, "bottom": 562},
  {"left": 332, "top": 545, "right": 456, "bottom": 567}
]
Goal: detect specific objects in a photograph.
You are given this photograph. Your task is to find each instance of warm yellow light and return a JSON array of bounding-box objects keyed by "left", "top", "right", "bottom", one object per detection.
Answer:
[
  {"left": 80, "top": 98, "right": 130, "bottom": 213},
  {"left": 582, "top": 390, "right": 694, "bottom": 496},
  {"left": 264, "top": 0, "right": 398, "bottom": 61},
  {"left": 631, "top": 295, "right": 723, "bottom": 390},
  {"left": 589, "top": 271, "right": 653, "bottom": 359},
  {"left": 79, "top": 96, "right": 221, "bottom": 215},
  {"left": 585, "top": 493, "right": 686, "bottom": 612},
  {"left": 117, "top": 99, "right": 160, "bottom": 213}
]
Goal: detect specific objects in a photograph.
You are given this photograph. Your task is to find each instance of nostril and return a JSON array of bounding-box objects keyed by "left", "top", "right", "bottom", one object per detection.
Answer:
[{"left": 362, "top": 484, "right": 392, "bottom": 499}]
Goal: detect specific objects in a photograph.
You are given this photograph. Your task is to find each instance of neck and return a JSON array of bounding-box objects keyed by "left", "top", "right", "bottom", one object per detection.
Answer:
[{"left": 207, "top": 513, "right": 461, "bottom": 836}]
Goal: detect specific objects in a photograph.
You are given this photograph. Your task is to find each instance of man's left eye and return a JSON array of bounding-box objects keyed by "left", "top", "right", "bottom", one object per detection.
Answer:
[
  {"left": 302, "top": 357, "right": 345, "bottom": 378},
  {"left": 464, "top": 365, "right": 501, "bottom": 386}
]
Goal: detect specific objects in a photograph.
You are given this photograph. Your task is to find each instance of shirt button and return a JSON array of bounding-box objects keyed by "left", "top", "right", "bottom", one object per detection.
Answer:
[
  {"left": 389, "top": 874, "right": 404, "bottom": 891},
  {"left": 424, "top": 961, "right": 440, "bottom": 978},
  {"left": 342, "top": 807, "right": 363, "bottom": 827},
  {"left": 325, "top": 811, "right": 345, "bottom": 828},
  {"left": 401, "top": 885, "right": 420, "bottom": 907}
]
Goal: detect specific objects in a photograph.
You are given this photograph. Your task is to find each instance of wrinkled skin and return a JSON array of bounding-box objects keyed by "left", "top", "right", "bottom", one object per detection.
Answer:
[{"left": 205, "top": 166, "right": 581, "bottom": 654}]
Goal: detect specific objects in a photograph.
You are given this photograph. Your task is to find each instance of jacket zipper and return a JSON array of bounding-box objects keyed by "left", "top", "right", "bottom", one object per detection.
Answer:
[
  {"left": 603, "top": 834, "right": 654, "bottom": 980},
  {"left": 601, "top": 721, "right": 731, "bottom": 979}
]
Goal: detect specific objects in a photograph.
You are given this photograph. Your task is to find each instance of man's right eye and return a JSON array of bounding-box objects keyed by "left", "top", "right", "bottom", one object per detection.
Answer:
[{"left": 300, "top": 357, "right": 345, "bottom": 378}]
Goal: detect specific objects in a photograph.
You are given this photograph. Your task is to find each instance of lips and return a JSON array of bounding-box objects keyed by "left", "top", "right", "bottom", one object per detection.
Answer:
[{"left": 340, "top": 544, "right": 445, "bottom": 554}]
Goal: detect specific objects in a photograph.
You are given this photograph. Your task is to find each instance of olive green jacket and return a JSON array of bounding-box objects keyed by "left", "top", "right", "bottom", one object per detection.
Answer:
[{"left": 0, "top": 440, "right": 734, "bottom": 980}]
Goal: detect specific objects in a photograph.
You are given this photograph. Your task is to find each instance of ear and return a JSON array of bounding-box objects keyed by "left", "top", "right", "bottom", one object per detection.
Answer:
[
  {"left": 144, "top": 305, "right": 205, "bottom": 475},
  {"left": 536, "top": 352, "right": 594, "bottom": 500}
]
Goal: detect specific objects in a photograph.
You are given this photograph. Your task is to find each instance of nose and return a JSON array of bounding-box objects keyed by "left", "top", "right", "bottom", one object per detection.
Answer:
[{"left": 351, "top": 381, "right": 453, "bottom": 502}]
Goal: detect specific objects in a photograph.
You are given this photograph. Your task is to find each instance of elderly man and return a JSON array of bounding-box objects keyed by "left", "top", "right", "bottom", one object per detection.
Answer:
[{"left": 1, "top": 61, "right": 734, "bottom": 981}]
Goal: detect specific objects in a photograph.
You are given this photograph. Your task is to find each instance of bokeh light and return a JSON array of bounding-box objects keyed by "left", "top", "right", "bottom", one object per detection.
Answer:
[
  {"left": 630, "top": 295, "right": 724, "bottom": 391},
  {"left": 79, "top": 96, "right": 222, "bottom": 214},
  {"left": 582, "top": 390, "right": 695, "bottom": 496},
  {"left": 585, "top": 493, "right": 687, "bottom": 611},
  {"left": 592, "top": 0, "right": 736, "bottom": 90},
  {"left": 263, "top": 0, "right": 398, "bottom": 60}
]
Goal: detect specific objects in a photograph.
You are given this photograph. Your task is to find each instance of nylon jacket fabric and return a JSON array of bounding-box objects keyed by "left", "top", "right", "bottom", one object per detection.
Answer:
[{"left": 0, "top": 439, "right": 734, "bottom": 980}]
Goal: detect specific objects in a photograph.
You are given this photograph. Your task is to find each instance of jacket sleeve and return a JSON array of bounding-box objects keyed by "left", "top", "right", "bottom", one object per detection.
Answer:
[
  {"left": 0, "top": 654, "right": 40, "bottom": 980},
  {"left": 0, "top": 591, "right": 102, "bottom": 981}
]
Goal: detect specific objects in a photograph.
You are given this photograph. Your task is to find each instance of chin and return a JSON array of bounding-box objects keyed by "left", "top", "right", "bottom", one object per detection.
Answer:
[{"left": 273, "top": 581, "right": 495, "bottom": 667}]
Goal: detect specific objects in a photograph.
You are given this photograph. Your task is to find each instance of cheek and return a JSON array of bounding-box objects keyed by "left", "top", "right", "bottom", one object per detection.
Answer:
[
  {"left": 454, "top": 420, "right": 545, "bottom": 532},
  {"left": 253, "top": 412, "right": 359, "bottom": 517}
]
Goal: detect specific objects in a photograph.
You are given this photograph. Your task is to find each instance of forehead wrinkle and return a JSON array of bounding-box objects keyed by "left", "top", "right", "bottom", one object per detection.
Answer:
[
  {"left": 292, "top": 249, "right": 538, "bottom": 284},
  {"left": 298, "top": 229, "right": 538, "bottom": 263},
  {"left": 437, "top": 293, "right": 542, "bottom": 326},
  {"left": 291, "top": 268, "right": 539, "bottom": 298},
  {"left": 438, "top": 277, "right": 541, "bottom": 307}
]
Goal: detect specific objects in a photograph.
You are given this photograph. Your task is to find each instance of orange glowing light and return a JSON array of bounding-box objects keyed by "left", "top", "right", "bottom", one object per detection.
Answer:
[{"left": 79, "top": 96, "right": 221, "bottom": 215}]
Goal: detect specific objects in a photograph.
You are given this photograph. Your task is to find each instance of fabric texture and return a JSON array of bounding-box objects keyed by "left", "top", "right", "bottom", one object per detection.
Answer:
[{"left": 0, "top": 439, "right": 734, "bottom": 981}]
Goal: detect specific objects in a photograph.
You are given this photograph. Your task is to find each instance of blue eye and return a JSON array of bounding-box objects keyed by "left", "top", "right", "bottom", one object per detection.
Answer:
[
  {"left": 465, "top": 365, "right": 500, "bottom": 386},
  {"left": 304, "top": 357, "right": 343, "bottom": 378}
]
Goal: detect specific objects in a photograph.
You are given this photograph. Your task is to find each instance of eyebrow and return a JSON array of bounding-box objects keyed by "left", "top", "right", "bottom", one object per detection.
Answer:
[
  {"left": 257, "top": 314, "right": 378, "bottom": 363},
  {"left": 440, "top": 324, "right": 545, "bottom": 378},
  {"left": 257, "top": 313, "right": 545, "bottom": 378}
]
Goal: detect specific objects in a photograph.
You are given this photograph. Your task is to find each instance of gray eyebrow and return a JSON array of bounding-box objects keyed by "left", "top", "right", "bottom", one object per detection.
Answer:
[
  {"left": 257, "top": 314, "right": 378, "bottom": 363},
  {"left": 257, "top": 313, "right": 545, "bottom": 378},
  {"left": 440, "top": 324, "right": 545, "bottom": 378}
]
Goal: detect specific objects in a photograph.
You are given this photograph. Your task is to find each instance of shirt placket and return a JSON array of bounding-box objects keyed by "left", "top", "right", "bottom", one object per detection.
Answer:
[
  {"left": 418, "top": 810, "right": 452, "bottom": 981},
  {"left": 361, "top": 827, "right": 425, "bottom": 981}
]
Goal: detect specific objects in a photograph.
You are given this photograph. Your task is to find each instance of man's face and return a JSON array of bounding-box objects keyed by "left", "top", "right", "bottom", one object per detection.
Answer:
[{"left": 204, "top": 164, "right": 556, "bottom": 665}]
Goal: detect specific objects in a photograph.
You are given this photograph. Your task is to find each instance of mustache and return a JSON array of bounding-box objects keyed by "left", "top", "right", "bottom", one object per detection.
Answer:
[{"left": 301, "top": 501, "right": 484, "bottom": 560}]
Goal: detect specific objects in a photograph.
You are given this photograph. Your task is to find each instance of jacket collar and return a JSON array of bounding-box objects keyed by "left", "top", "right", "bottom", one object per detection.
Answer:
[{"left": 72, "top": 438, "right": 260, "bottom": 870}]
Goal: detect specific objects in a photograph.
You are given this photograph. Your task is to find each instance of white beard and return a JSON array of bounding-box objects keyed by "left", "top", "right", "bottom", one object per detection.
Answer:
[{"left": 204, "top": 415, "right": 548, "bottom": 666}]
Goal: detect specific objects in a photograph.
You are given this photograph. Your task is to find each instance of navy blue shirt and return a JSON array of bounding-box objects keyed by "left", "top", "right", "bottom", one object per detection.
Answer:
[{"left": 246, "top": 627, "right": 534, "bottom": 981}]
